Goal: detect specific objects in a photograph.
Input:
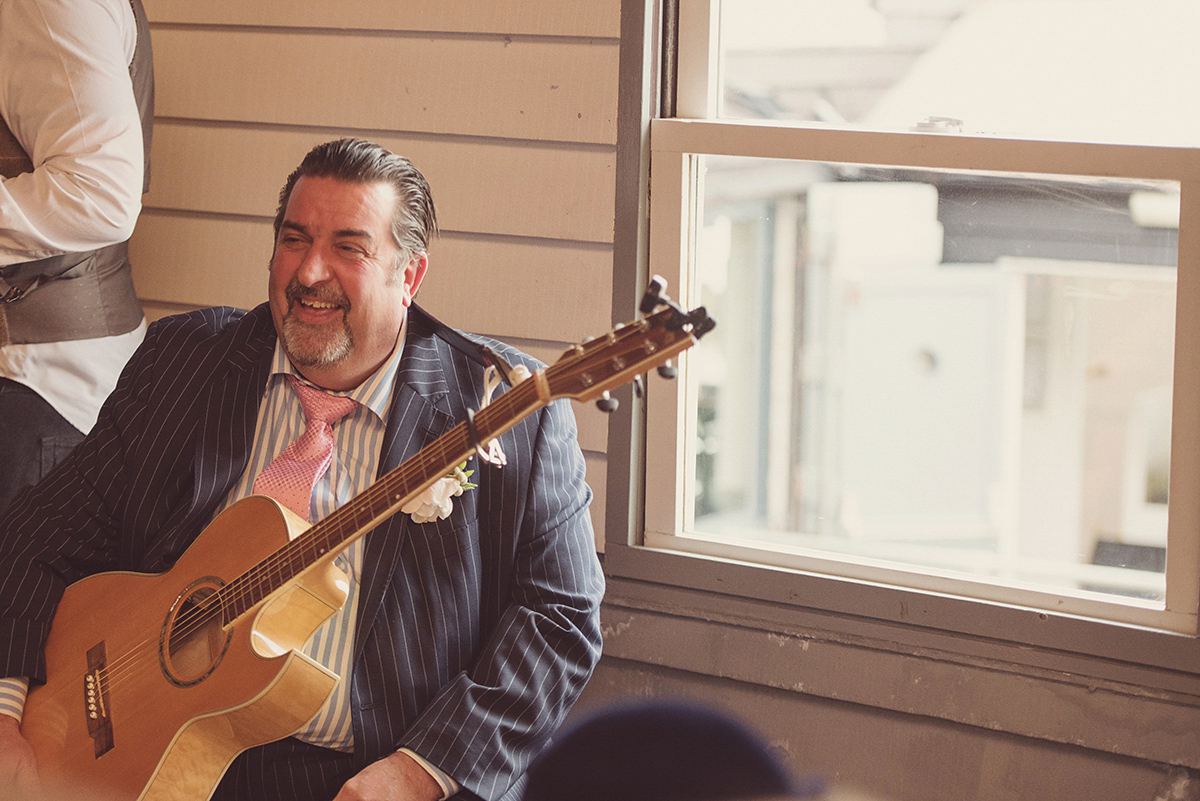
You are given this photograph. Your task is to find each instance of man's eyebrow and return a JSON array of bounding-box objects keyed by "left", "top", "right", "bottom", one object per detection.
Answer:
[
  {"left": 332, "top": 228, "right": 374, "bottom": 241},
  {"left": 278, "top": 221, "right": 374, "bottom": 242}
]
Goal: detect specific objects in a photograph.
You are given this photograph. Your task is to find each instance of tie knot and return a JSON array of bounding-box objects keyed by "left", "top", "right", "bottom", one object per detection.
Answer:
[{"left": 287, "top": 374, "right": 359, "bottom": 426}]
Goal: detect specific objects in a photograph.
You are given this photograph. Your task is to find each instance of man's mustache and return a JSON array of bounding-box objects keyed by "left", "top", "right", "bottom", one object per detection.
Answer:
[{"left": 285, "top": 279, "right": 349, "bottom": 311}]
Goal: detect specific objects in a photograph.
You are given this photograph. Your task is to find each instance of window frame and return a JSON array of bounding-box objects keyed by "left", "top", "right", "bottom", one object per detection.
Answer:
[
  {"left": 604, "top": 0, "right": 1200, "bottom": 725},
  {"left": 641, "top": 118, "right": 1200, "bottom": 635}
]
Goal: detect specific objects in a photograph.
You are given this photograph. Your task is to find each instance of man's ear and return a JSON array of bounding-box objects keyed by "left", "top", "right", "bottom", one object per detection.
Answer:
[{"left": 400, "top": 253, "right": 428, "bottom": 306}]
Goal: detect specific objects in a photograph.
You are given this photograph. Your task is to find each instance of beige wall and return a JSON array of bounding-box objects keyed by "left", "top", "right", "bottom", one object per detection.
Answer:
[{"left": 129, "top": 0, "right": 623, "bottom": 546}]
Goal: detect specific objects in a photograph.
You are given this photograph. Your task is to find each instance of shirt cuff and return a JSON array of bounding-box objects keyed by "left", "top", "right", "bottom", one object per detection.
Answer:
[
  {"left": 398, "top": 748, "right": 459, "bottom": 801},
  {"left": 0, "top": 677, "right": 29, "bottom": 723}
]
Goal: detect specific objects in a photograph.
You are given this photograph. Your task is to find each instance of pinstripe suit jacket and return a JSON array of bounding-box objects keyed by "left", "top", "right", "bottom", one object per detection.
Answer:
[{"left": 0, "top": 303, "right": 605, "bottom": 801}]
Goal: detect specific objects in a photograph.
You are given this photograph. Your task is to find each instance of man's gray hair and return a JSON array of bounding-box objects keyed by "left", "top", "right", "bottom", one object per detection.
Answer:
[{"left": 273, "top": 138, "right": 438, "bottom": 258}]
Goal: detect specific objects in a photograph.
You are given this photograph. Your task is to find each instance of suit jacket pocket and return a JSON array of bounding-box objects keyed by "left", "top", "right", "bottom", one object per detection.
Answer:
[{"left": 403, "top": 509, "right": 479, "bottom": 564}]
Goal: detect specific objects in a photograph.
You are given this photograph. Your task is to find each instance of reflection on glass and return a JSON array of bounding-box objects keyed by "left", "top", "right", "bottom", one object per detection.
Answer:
[
  {"left": 689, "top": 155, "right": 1177, "bottom": 603},
  {"left": 719, "top": 0, "right": 1200, "bottom": 147}
]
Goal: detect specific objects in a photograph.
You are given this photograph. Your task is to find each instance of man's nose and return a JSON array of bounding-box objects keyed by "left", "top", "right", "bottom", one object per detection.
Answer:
[{"left": 295, "top": 245, "right": 334, "bottom": 285}]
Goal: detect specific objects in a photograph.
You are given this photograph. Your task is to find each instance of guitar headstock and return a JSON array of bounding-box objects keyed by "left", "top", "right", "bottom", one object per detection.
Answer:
[{"left": 545, "top": 277, "right": 716, "bottom": 406}]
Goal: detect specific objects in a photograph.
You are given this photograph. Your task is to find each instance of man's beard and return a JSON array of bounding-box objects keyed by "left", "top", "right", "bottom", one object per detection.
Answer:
[{"left": 279, "top": 278, "right": 354, "bottom": 368}]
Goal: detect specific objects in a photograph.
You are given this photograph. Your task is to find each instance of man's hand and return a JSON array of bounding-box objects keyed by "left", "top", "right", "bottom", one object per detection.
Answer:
[
  {"left": 334, "top": 750, "right": 443, "bottom": 801},
  {"left": 0, "top": 714, "right": 40, "bottom": 800}
]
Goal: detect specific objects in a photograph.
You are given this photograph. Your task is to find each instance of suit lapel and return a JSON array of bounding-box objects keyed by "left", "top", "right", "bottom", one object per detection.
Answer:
[
  {"left": 354, "top": 309, "right": 456, "bottom": 650},
  {"left": 186, "top": 306, "right": 276, "bottom": 530}
]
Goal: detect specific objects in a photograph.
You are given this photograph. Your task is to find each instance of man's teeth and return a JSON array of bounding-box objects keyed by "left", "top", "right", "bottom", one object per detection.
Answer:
[{"left": 300, "top": 298, "right": 339, "bottom": 309}]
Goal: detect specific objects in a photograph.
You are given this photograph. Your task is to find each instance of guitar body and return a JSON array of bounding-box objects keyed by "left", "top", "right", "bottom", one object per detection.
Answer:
[{"left": 23, "top": 496, "right": 347, "bottom": 801}]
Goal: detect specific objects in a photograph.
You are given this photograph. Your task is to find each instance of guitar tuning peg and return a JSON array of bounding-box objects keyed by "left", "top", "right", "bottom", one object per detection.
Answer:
[
  {"left": 596, "top": 392, "right": 619, "bottom": 413},
  {"left": 640, "top": 275, "right": 668, "bottom": 315},
  {"left": 657, "top": 360, "right": 678, "bottom": 379}
]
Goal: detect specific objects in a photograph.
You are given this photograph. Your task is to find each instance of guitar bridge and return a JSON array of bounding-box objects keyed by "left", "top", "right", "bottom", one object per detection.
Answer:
[{"left": 84, "top": 642, "right": 114, "bottom": 758}]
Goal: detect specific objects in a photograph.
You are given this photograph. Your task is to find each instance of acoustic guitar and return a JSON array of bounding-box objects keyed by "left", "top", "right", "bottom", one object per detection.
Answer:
[{"left": 20, "top": 280, "right": 714, "bottom": 801}]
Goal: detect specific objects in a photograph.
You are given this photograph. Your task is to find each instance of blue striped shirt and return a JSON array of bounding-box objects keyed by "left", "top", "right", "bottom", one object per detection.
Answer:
[{"left": 0, "top": 677, "right": 26, "bottom": 721}]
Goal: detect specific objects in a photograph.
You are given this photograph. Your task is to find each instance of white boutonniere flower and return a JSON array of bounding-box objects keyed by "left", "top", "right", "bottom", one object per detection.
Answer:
[{"left": 402, "top": 461, "right": 477, "bottom": 523}]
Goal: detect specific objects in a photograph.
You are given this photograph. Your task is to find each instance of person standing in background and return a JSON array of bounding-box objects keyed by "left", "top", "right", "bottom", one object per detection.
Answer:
[{"left": 0, "top": 0, "right": 154, "bottom": 513}]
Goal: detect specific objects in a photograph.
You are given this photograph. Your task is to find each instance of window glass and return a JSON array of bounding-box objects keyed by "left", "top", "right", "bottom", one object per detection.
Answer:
[
  {"left": 719, "top": 0, "right": 1200, "bottom": 147},
  {"left": 687, "top": 155, "right": 1178, "bottom": 604}
]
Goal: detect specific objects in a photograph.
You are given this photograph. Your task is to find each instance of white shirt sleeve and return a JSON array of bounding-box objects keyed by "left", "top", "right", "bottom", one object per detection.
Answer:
[
  {"left": 0, "top": 0, "right": 143, "bottom": 266},
  {"left": 398, "top": 748, "right": 461, "bottom": 801}
]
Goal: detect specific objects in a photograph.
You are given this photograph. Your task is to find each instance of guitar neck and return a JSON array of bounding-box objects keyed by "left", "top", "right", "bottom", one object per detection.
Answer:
[{"left": 219, "top": 370, "right": 550, "bottom": 622}]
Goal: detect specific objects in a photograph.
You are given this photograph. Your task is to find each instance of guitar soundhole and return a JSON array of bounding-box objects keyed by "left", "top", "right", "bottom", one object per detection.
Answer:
[{"left": 159, "top": 578, "right": 232, "bottom": 687}]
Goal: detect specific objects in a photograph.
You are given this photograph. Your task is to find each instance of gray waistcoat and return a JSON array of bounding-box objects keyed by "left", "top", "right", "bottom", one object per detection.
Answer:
[{"left": 0, "top": 0, "right": 154, "bottom": 346}]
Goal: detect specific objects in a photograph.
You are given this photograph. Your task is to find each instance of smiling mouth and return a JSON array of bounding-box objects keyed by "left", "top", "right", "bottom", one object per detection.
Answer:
[
  {"left": 285, "top": 276, "right": 348, "bottom": 317},
  {"left": 296, "top": 297, "right": 343, "bottom": 311}
]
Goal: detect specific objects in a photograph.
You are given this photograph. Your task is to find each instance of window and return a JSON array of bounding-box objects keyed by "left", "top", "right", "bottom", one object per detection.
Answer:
[{"left": 638, "top": 0, "right": 1200, "bottom": 633}]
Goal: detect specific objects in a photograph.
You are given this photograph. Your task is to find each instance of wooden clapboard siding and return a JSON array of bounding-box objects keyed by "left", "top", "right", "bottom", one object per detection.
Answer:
[
  {"left": 419, "top": 237, "right": 613, "bottom": 343},
  {"left": 129, "top": 213, "right": 270, "bottom": 310},
  {"left": 129, "top": 2, "right": 621, "bottom": 547},
  {"left": 143, "top": 0, "right": 620, "bottom": 38},
  {"left": 152, "top": 28, "right": 618, "bottom": 144},
  {"left": 145, "top": 122, "right": 616, "bottom": 244}
]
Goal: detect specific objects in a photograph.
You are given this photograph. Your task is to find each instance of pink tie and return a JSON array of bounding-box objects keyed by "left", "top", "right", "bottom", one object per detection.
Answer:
[{"left": 253, "top": 375, "right": 359, "bottom": 521}]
